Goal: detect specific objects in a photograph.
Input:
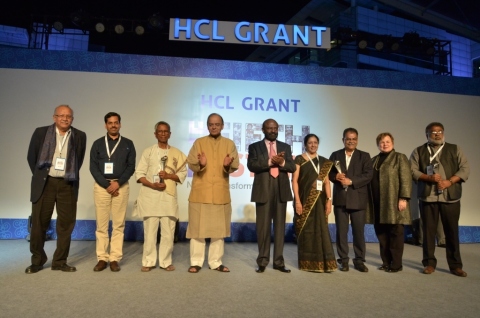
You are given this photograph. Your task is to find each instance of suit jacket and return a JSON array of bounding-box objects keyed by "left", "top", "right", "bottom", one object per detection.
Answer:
[
  {"left": 28, "top": 125, "right": 87, "bottom": 203},
  {"left": 328, "top": 148, "right": 373, "bottom": 210},
  {"left": 247, "top": 139, "right": 296, "bottom": 203}
]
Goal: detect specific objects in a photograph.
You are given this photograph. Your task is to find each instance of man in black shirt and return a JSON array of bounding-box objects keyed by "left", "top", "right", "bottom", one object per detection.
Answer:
[{"left": 90, "top": 112, "right": 135, "bottom": 272}]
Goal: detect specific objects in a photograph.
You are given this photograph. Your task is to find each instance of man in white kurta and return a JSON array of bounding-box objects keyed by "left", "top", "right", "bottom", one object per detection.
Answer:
[
  {"left": 134, "top": 121, "right": 187, "bottom": 272},
  {"left": 186, "top": 113, "right": 239, "bottom": 273}
]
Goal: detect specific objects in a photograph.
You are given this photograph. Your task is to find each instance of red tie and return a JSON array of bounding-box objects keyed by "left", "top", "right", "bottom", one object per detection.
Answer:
[{"left": 269, "top": 142, "right": 279, "bottom": 178}]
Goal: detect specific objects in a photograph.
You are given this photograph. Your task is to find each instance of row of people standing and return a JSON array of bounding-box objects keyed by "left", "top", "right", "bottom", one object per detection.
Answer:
[
  {"left": 292, "top": 125, "right": 469, "bottom": 277},
  {"left": 25, "top": 105, "right": 469, "bottom": 278}
]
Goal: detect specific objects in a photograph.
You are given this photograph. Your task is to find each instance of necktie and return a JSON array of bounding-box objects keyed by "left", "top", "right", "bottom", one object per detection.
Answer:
[{"left": 269, "top": 142, "right": 279, "bottom": 178}]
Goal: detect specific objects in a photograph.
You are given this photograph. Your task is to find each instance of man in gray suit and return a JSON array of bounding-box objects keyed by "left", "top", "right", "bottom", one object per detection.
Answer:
[
  {"left": 247, "top": 119, "right": 296, "bottom": 273},
  {"left": 329, "top": 128, "right": 373, "bottom": 272}
]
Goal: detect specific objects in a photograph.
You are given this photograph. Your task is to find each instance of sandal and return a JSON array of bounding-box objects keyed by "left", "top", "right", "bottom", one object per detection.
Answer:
[
  {"left": 210, "top": 265, "right": 230, "bottom": 272},
  {"left": 188, "top": 265, "right": 201, "bottom": 273},
  {"left": 160, "top": 265, "right": 175, "bottom": 271},
  {"left": 141, "top": 266, "right": 155, "bottom": 272}
]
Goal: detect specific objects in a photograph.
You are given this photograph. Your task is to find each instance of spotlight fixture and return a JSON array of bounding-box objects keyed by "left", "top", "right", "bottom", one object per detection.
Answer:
[
  {"left": 53, "top": 21, "right": 64, "bottom": 32},
  {"left": 358, "top": 39, "right": 368, "bottom": 49},
  {"left": 95, "top": 22, "right": 105, "bottom": 33},
  {"left": 375, "top": 40, "right": 384, "bottom": 51},
  {"left": 135, "top": 25, "right": 145, "bottom": 35},
  {"left": 390, "top": 41, "right": 400, "bottom": 51},
  {"left": 70, "top": 10, "right": 90, "bottom": 30},
  {"left": 114, "top": 24, "right": 124, "bottom": 34},
  {"left": 148, "top": 14, "right": 164, "bottom": 30}
]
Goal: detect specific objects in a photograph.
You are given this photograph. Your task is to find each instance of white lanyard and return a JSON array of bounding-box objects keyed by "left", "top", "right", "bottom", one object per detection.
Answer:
[
  {"left": 105, "top": 135, "right": 121, "bottom": 161},
  {"left": 307, "top": 153, "right": 319, "bottom": 174},
  {"left": 56, "top": 128, "right": 71, "bottom": 156},
  {"left": 427, "top": 143, "right": 444, "bottom": 163}
]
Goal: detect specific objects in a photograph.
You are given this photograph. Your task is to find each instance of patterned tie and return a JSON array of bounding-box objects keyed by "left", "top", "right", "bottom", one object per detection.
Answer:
[{"left": 269, "top": 142, "right": 279, "bottom": 178}]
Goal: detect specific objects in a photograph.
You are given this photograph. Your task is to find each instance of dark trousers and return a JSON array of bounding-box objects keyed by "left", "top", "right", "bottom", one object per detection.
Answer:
[
  {"left": 30, "top": 177, "right": 77, "bottom": 267},
  {"left": 334, "top": 206, "right": 366, "bottom": 264},
  {"left": 420, "top": 201, "right": 462, "bottom": 269},
  {"left": 255, "top": 176, "right": 286, "bottom": 267},
  {"left": 374, "top": 223, "right": 404, "bottom": 269}
]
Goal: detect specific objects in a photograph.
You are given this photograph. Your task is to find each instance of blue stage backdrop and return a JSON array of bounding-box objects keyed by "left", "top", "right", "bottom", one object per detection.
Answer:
[{"left": 1, "top": 47, "right": 479, "bottom": 243}]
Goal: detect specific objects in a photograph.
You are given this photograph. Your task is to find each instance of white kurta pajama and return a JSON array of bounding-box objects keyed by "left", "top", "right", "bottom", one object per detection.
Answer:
[{"left": 134, "top": 144, "right": 187, "bottom": 268}]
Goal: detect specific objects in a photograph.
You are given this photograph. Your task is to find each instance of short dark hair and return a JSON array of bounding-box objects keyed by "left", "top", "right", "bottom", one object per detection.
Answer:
[
  {"left": 207, "top": 113, "right": 224, "bottom": 124},
  {"left": 425, "top": 122, "right": 444, "bottom": 134},
  {"left": 104, "top": 112, "right": 121, "bottom": 123},
  {"left": 262, "top": 118, "right": 278, "bottom": 129},
  {"left": 343, "top": 128, "right": 358, "bottom": 138},
  {"left": 376, "top": 132, "right": 394, "bottom": 145},
  {"left": 155, "top": 121, "right": 171, "bottom": 131},
  {"left": 304, "top": 134, "right": 319, "bottom": 146}
]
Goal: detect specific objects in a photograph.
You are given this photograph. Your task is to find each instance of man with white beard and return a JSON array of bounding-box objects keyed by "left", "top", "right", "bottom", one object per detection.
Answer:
[{"left": 410, "top": 122, "right": 470, "bottom": 277}]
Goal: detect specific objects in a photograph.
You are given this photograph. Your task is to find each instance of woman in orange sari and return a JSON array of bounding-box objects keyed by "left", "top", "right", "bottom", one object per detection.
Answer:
[{"left": 292, "top": 134, "right": 337, "bottom": 272}]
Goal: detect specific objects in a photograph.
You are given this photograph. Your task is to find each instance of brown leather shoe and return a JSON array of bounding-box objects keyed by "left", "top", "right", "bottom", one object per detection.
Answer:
[
  {"left": 93, "top": 260, "right": 108, "bottom": 272},
  {"left": 450, "top": 268, "right": 467, "bottom": 277},
  {"left": 423, "top": 266, "right": 435, "bottom": 274},
  {"left": 141, "top": 266, "right": 155, "bottom": 272},
  {"left": 110, "top": 261, "right": 121, "bottom": 272}
]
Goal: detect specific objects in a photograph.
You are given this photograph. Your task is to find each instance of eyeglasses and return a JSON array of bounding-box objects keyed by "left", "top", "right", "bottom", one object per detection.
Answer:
[
  {"left": 208, "top": 123, "right": 222, "bottom": 127},
  {"left": 54, "top": 114, "right": 73, "bottom": 120},
  {"left": 429, "top": 131, "right": 443, "bottom": 135}
]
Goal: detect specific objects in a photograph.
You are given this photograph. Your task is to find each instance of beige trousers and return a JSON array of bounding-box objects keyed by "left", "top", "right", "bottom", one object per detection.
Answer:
[
  {"left": 94, "top": 182, "right": 129, "bottom": 262},
  {"left": 190, "top": 238, "right": 224, "bottom": 269},
  {"left": 142, "top": 216, "right": 176, "bottom": 267}
]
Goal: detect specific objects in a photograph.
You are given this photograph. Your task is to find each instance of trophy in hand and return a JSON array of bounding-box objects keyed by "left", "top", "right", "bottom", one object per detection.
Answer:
[
  {"left": 160, "top": 156, "right": 168, "bottom": 183},
  {"left": 433, "top": 163, "right": 442, "bottom": 194},
  {"left": 335, "top": 160, "right": 348, "bottom": 191}
]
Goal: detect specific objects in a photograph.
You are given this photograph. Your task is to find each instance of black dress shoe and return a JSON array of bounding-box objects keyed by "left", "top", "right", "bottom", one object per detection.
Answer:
[
  {"left": 340, "top": 262, "right": 349, "bottom": 272},
  {"left": 387, "top": 266, "right": 403, "bottom": 273},
  {"left": 273, "top": 265, "right": 291, "bottom": 273},
  {"left": 378, "top": 265, "right": 389, "bottom": 271},
  {"left": 51, "top": 263, "right": 76, "bottom": 272},
  {"left": 255, "top": 266, "right": 266, "bottom": 273},
  {"left": 437, "top": 243, "right": 446, "bottom": 248},
  {"left": 353, "top": 263, "right": 369, "bottom": 272},
  {"left": 25, "top": 265, "right": 43, "bottom": 274}
]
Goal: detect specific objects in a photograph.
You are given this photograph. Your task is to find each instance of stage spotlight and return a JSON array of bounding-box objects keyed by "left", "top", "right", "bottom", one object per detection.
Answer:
[
  {"left": 95, "top": 22, "right": 105, "bottom": 33},
  {"left": 53, "top": 21, "right": 64, "bottom": 32},
  {"left": 135, "top": 25, "right": 145, "bottom": 35},
  {"left": 358, "top": 39, "right": 368, "bottom": 49},
  {"left": 148, "top": 14, "right": 164, "bottom": 30},
  {"left": 70, "top": 10, "right": 90, "bottom": 29},
  {"left": 375, "top": 40, "right": 384, "bottom": 51},
  {"left": 390, "top": 41, "right": 400, "bottom": 51},
  {"left": 114, "top": 24, "right": 125, "bottom": 34}
]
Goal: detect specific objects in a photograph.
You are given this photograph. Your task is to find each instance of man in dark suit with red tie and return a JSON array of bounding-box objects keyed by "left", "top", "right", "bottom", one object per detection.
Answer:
[
  {"left": 247, "top": 119, "right": 296, "bottom": 273},
  {"left": 329, "top": 128, "right": 373, "bottom": 272}
]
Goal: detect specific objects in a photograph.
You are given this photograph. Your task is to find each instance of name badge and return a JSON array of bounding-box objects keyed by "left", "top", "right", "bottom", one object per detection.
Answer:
[
  {"left": 426, "top": 165, "right": 434, "bottom": 176},
  {"left": 153, "top": 175, "right": 160, "bottom": 183},
  {"left": 104, "top": 162, "right": 114, "bottom": 174},
  {"left": 316, "top": 180, "right": 323, "bottom": 191},
  {"left": 54, "top": 157, "right": 66, "bottom": 171}
]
